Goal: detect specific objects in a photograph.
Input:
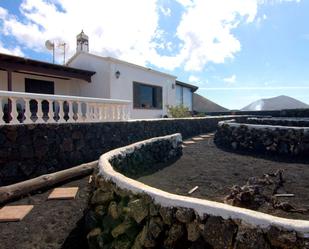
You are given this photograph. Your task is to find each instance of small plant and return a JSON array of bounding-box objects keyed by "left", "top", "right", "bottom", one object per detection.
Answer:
[{"left": 167, "top": 105, "right": 191, "bottom": 118}]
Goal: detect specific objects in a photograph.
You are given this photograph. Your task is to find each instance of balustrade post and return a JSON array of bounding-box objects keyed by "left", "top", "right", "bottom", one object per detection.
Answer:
[
  {"left": 76, "top": 102, "right": 82, "bottom": 122},
  {"left": 111, "top": 105, "right": 116, "bottom": 121},
  {"left": 36, "top": 99, "right": 45, "bottom": 123},
  {"left": 23, "top": 98, "right": 32, "bottom": 124},
  {"left": 47, "top": 100, "right": 56, "bottom": 123},
  {"left": 126, "top": 105, "right": 131, "bottom": 120},
  {"left": 103, "top": 104, "right": 107, "bottom": 121},
  {"left": 85, "top": 103, "right": 90, "bottom": 122},
  {"left": 68, "top": 101, "right": 74, "bottom": 122},
  {"left": 58, "top": 100, "right": 66, "bottom": 123},
  {"left": 10, "top": 97, "right": 19, "bottom": 124},
  {"left": 120, "top": 105, "right": 126, "bottom": 120}
]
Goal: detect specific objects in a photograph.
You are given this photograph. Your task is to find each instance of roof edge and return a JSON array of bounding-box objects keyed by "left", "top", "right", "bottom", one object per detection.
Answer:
[
  {"left": 176, "top": 80, "right": 198, "bottom": 92},
  {"left": 68, "top": 51, "right": 177, "bottom": 79}
]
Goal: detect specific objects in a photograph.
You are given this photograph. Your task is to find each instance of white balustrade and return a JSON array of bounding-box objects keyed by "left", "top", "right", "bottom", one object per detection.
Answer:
[{"left": 0, "top": 90, "right": 131, "bottom": 125}]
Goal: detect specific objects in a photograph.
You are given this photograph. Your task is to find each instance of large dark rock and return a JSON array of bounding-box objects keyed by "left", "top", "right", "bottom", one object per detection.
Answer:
[
  {"left": 202, "top": 216, "right": 237, "bottom": 249},
  {"left": 234, "top": 225, "right": 270, "bottom": 249},
  {"left": 267, "top": 226, "right": 299, "bottom": 249}
]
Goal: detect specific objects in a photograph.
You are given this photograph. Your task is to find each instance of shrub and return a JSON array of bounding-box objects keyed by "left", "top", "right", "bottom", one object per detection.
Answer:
[{"left": 167, "top": 105, "right": 191, "bottom": 118}]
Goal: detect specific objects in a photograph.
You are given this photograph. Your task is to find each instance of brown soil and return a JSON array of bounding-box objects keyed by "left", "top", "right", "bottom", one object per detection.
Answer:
[
  {"left": 0, "top": 176, "right": 91, "bottom": 249},
  {"left": 139, "top": 135, "right": 309, "bottom": 220}
]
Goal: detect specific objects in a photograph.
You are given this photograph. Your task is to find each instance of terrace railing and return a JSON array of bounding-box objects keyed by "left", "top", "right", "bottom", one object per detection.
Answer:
[{"left": 0, "top": 90, "right": 131, "bottom": 125}]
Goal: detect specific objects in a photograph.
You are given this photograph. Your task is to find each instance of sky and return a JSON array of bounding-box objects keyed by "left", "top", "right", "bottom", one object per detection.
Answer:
[{"left": 0, "top": 0, "right": 308, "bottom": 109}]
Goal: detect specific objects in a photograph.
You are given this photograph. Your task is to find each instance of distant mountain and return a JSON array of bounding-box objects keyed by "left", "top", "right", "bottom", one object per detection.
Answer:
[
  {"left": 193, "top": 93, "right": 228, "bottom": 112},
  {"left": 242, "top": 95, "right": 309, "bottom": 111}
]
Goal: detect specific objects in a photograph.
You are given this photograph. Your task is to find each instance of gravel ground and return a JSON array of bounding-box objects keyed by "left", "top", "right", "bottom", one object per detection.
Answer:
[
  {"left": 139, "top": 135, "right": 309, "bottom": 220},
  {"left": 0, "top": 176, "right": 91, "bottom": 249}
]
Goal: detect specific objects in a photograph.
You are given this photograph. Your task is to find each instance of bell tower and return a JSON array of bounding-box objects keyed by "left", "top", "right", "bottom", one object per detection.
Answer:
[{"left": 76, "top": 30, "right": 89, "bottom": 52}]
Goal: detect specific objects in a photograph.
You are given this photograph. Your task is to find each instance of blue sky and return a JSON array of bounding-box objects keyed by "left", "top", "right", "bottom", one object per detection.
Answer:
[{"left": 0, "top": 0, "right": 308, "bottom": 109}]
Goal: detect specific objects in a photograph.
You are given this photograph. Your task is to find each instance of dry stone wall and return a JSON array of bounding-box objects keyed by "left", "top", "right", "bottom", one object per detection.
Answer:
[
  {"left": 0, "top": 116, "right": 247, "bottom": 186},
  {"left": 86, "top": 134, "right": 309, "bottom": 249},
  {"left": 215, "top": 121, "right": 309, "bottom": 157},
  {"left": 245, "top": 117, "right": 309, "bottom": 127}
]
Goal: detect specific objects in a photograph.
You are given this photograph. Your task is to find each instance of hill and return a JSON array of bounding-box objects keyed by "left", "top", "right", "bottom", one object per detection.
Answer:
[
  {"left": 242, "top": 95, "right": 309, "bottom": 111},
  {"left": 193, "top": 93, "right": 228, "bottom": 112}
]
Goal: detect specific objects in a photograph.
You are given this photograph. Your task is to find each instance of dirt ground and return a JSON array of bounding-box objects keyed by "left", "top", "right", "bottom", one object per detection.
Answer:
[
  {"left": 0, "top": 176, "right": 91, "bottom": 249},
  {"left": 139, "top": 135, "right": 309, "bottom": 220}
]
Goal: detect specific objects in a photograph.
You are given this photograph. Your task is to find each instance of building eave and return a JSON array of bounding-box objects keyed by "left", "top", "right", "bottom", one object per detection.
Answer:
[
  {"left": 176, "top": 80, "right": 199, "bottom": 92},
  {"left": 0, "top": 52, "right": 96, "bottom": 82}
]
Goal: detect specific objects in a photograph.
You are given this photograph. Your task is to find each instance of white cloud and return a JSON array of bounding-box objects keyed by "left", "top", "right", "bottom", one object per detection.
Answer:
[
  {"left": 223, "top": 74, "right": 237, "bottom": 84},
  {"left": 0, "top": 41, "right": 24, "bottom": 56},
  {"left": 159, "top": 6, "right": 171, "bottom": 16},
  {"left": 0, "top": 0, "right": 302, "bottom": 71},
  {"left": 0, "top": 0, "right": 159, "bottom": 65},
  {"left": 149, "top": 0, "right": 259, "bottom": 71},
  {"left": 188, "top": 75, "right": 199, "bottom": 83}
]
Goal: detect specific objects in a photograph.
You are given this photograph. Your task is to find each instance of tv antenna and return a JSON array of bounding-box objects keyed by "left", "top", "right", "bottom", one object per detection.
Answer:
[
  {"left": 45, "top": 40, "right": 55, "bottom": 63},
  {"left": 58, "top": 42, "right": 69, "bottom": 65}
]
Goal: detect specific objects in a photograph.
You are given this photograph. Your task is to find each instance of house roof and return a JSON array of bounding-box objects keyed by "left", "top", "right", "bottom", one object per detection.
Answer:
[
  {"left": 176, "top": 80, "right": 198, "bottom": 92},
  {"left": 67, "top": 51, "right": 177, "bottom": 79},
  {"left": 0, "top": 53, "right": 96, "bottom": 82}
]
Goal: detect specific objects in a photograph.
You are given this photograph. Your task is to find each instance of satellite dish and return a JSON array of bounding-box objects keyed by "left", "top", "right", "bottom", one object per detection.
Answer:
[
  {"left": 45, "top": 40, "right": 54, "bottom": 50},
  {"left": 45, "top": 40, "right": 55, "bottom": 63}
]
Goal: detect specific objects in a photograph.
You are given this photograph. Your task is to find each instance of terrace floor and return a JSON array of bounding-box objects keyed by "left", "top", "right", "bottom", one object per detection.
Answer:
[{"left": 139, "top": 134, "right": 309, "bottom": 220}]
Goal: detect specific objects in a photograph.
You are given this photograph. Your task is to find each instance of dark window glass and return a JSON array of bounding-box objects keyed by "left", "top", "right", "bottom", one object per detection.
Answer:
[
  {"left": 25, "top": 78, "right": 55, "bottom": 114},
  {"left": 133, "top": 82, "right": 162, "bottom": 109},
  {"left": 25, "top": 78, "right": 54, "bottom": 94}
]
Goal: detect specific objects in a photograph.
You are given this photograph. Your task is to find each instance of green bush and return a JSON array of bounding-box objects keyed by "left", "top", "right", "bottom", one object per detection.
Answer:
[{"left": 167, "top": 105, "right": 191, "bottom": 118}]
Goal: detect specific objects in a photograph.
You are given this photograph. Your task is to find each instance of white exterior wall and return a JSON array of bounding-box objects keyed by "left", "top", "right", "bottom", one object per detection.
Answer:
[
  {"left": 68, "top": 53, "right": 177, "bottom": 119},
  {"left": 68, "top": 53, "right": 111, "bottom": 99},
  {"left": 109, "top": 61, "right": 176, "bottom": 119},
  {"left": 0, "top": 70, "right": 81, "bottom": 95}
]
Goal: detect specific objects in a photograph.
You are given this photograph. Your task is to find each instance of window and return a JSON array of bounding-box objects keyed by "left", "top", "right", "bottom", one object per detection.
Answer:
[
  {"left": 176, "top": 85, "right": 183, "bottom": 105},
  {"left": 133, "top": 82, "right": 162, "bottom": 109},
  {"left": 25, "top": 78, "right": 54, "bottom": 94},
  {"left": 25, "top": 78, "right": 55, "bottom": 115},
  {"left": 176, "top": 85, "right": 193, "bottom": 111}
]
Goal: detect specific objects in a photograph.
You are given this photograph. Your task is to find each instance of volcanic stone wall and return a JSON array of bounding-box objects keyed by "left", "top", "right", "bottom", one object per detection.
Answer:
[
  {"left": 215, "top": 121, "right": 309, "bottom": 156},
  {"left": 0, "top": 116, "right": 247, "bottom": 186},
  {"left": 205, "top": 108, "right": 309, "bottom": 117},
  {"left": 87, "top": 134, "right": 309, "bottom": 249},
  {"left": 245, "top": 117, "right": 309, "bottom": 127}
]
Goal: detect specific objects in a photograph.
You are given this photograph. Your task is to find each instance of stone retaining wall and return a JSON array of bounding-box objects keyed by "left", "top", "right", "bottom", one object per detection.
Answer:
[
  {"left": 244, "top": 117, "right": 309, "bottom": 127},
  {"left": 86, "top": 134, "right": 309, "bottom": 249},
  {"left": 214, "top": 120, "right": 309, "bottom": 156},
  {"left": 0, "top": 116, "right": 247, "bottom": 186},
  {"left": 205, "top": 108, "right": 309, "bottom": 117}
]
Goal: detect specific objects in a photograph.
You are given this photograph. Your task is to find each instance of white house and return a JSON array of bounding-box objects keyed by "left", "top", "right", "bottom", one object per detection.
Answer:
[
  {"left": 0, "top": 31, "right": 198, "bottom": 123},
  {"left": 67, "top": 52, "right": 178, "bottom": 119}
]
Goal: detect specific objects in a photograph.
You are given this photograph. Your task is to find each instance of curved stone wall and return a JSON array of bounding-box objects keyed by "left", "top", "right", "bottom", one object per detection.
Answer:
[
  {"left": 215, "top": 120, "right": 309, "bottom": 156},
  {"left": 245, "top": 117, "right": 309, "bottom": 127},
  {"left": 86, "top": 134, "right": 309, "bottom": 249}
]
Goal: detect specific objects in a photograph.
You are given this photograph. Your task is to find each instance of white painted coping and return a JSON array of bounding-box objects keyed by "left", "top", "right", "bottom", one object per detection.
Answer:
[
  {"left": 218, "top": 120, "right": 309, "bottom": 133},
  {"left": 99, "top": 133, "right": 309, "bottom": 235}
]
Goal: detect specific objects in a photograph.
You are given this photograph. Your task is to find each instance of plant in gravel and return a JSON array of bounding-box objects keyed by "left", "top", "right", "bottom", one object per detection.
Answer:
[{"left": 167, "top": 105, "right": 191, "bottom": 118}]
